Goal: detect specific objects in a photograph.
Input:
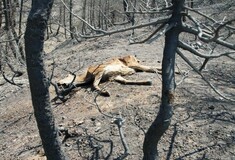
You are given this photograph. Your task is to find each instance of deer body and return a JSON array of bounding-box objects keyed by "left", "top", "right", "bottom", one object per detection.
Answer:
[{"left": 58, "top": 55, "right": 158, "bottom": 96}]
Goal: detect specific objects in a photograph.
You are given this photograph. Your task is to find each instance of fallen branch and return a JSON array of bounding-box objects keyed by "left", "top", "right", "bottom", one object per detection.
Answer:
[
  {"left": 88, "top": 136, "right": 113, "bottom": 160},
  {"left": 17, "top": 144, "right": 42, "bottom": 157},
  {"left": 113, "top": 114, "right": 130, "bottom": 160},
  {"left": 51, "top": 73, "right": 76, "bottom": 102},
  {"left": 50, "top": 59, "right": 84, "bottom": 102},
  {"left": 1, "top": 71, "right": 23, "bottom": 87},
  {"left": 83, "top": 92, "right": 130, "bottom": 159}
]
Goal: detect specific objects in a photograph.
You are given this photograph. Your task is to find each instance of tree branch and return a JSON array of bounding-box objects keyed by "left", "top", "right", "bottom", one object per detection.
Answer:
[
  {"left": 130, "top": 22, "right": 175, "bottom": 44},
  {"left": 176, "top": 48, "right": 235, "bottom": 102},
  {"left": 182, "top": 24, "right": 235, "bottom": 50},
  {"left": 113, "top": 114, "right": 130, "bottom": 160},
  {"left": 178, "top": 40, "right": 235, "bottom": 58}
]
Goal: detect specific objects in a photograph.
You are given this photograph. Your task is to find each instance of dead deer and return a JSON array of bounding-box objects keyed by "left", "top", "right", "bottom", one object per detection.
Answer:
[{"left": 55, "top": 55, "right": 161, "bottom": 98}]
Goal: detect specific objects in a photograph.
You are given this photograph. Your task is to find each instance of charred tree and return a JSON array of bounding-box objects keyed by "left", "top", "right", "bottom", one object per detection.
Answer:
[
  {"left": 0, "top": 0, "right": 2, "bottom": 28},
  {"left": 18, "top": 0, "right": 24, "bottom": 35},
  {"left": 143, "top": 0, "right": 184, "bottom": 159},
  {"left": 69, "top": 0, "right": 74, "bottom": 39},
  {"left": 63, "top": 2, "right": 67, "bottom": 38},
  {"left": 56, "top": 2, "right": 62, "bottom": 36},
  {"left": 24, "top": 0, "right": 66, "bottom": 159},
  {"left": 81, "top": 0, "right": 87, "bottom": 34},
  {"left": 2, "top": 0, "right": 10, "bottom": 30},
  {"left": 123, "top": 0, "right": 134, "bottom": 24}
]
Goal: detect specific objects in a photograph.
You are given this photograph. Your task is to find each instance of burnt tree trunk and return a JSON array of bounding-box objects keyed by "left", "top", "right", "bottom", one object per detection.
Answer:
[
  {"left": 69, "top": 0, "right": 74, "bottom": 39},
  {"left": 0, "top": 0, "right": 2, "bottom": 28},
  {"left": 123, "top": 0, "right": 130, "bottom": 22},
  {"left": 18, "top": 0, "right": 23, "bottom": 35},
  {"left": 24, "top": 0, "right": 66, "bottom": 159},
  {"left": 81, "top": 0, "right": 86, "bottom": 34},
  {"left": 143, "top": 0, "right": 184, "bottom": 159},
  {"left": 63, "top": 2, "right": 67, "bottom": 38},
  {"left": 55, "top": 3, "right": 62, "bottom": 36}
]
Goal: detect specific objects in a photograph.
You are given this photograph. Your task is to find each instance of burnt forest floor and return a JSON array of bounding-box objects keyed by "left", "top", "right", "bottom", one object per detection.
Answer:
[{"left": 0, "top": 29, "right": 235, "bottom": 160}]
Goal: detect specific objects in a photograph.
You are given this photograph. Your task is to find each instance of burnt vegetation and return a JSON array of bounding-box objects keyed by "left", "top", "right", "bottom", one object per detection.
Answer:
[{"left": 0, "top": 0, "right": 234, "bottom": 160}]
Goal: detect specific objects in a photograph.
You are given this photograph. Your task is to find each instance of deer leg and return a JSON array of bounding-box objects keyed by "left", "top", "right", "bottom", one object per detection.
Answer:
[
  {"left": 131, "top": 65, "right": 180, "bottom": 74},
  {"left": 113, "top": 75, "right": 152, "bottom": 85},
  {"left": 130, "top": 64, "right": 160, "bottom": 73},
  {"left": 93, "top": 71, "right": 110, "bottom": 96}
]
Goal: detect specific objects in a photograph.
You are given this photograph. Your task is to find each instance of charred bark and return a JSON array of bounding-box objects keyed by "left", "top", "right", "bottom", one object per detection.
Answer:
[
  {"left": 143, "top": 0, "right": 184, "bottom": 159},
  {"left": 0, "top": 0, "right": 2, "bottom": 28},
  {"left": 24, "top": 0, "right": 66, "bottom": 159},
  {"left": 18, "top": 0, "right": 24, "bottom": 35},
  {"left": 69, "top": 0, "right": 74, "bottom": 39},
  {"left": 2, "top": 0, "right": 10, "bottom": 30}
]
